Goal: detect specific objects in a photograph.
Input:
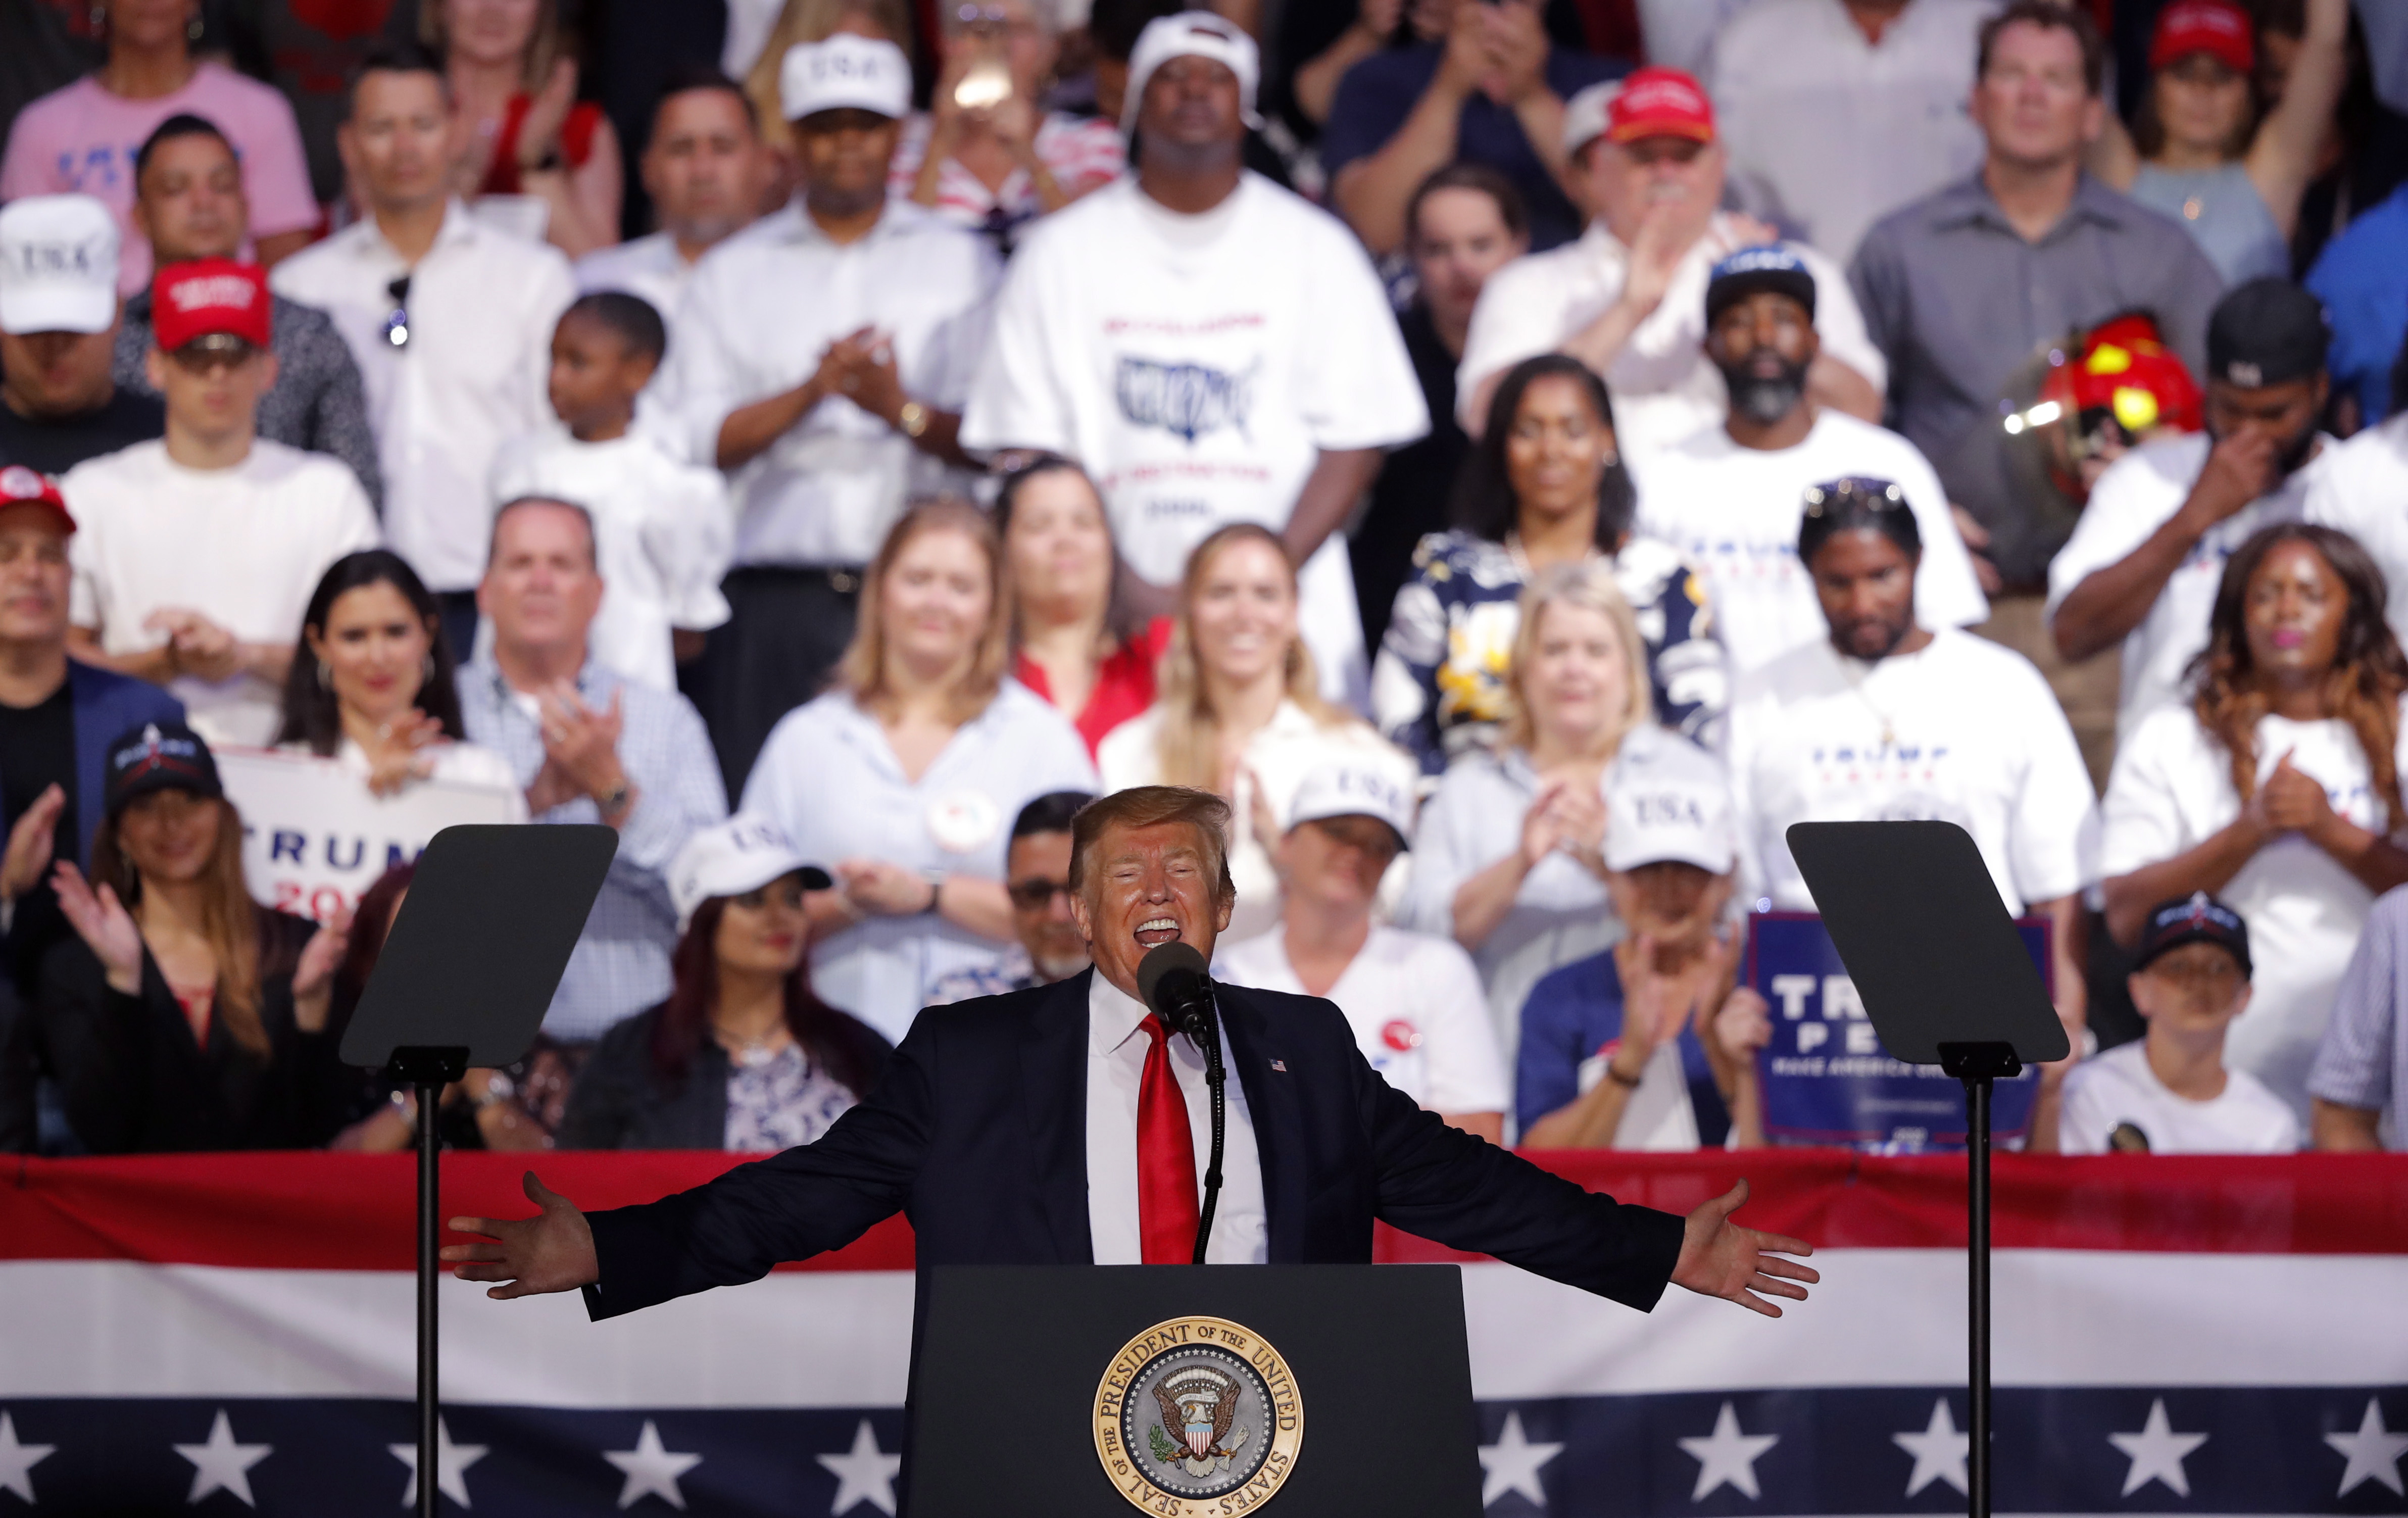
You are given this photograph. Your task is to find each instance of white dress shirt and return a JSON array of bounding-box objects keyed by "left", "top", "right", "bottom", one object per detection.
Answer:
[
  {"left": 1457, "top": 215, "right": 1884, "bottom": 464},
  {"left": 655, "top": 198, "right": 999, "bottom": 568},
  {"left": 574, "top": 229, "right": 693, "bottom": 315},
  {"left": 270, "top": 200, "right": 576, "bottom": 593},
  {"left": 1708, "top": 0, "right": 2001, "bottom": 264},
  {"left": 1084, "top": 969, "right": 1269, "bottom": 1265}
]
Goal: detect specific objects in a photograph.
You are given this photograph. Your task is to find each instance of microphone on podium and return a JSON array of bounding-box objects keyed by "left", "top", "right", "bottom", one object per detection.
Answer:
[
  {"left": 1137, "top": 941, "right": 1217, "bottom": 1052},
  {"left": 1135, "top": 941, "right": 1226, "bottom": 1263}
]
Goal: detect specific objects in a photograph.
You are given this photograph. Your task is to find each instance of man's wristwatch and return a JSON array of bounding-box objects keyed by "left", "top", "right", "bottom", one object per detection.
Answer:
[{"left": 897, "top": 399, "right": 930, "bottom": 439}]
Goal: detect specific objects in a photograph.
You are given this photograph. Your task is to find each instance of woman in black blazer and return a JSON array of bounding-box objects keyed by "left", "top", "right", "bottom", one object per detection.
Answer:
[
  {"left": 560, "top": 817, "right": 890, "bottom": 1150},
  {"left": 38, "top": 722, "right": 350, "bottom": 1152}
]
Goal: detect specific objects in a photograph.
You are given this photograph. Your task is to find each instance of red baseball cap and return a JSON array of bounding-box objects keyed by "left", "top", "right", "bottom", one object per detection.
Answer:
[
  {"left": 0, "top": 464, "right": 75, "bottom": 535},
  {"left": 152, "top": 259, "right": 271, "bottom": 353},
  {"left": 2150, "top": 0, "right": 2253, "bottom": 75},
  {"left": 1606, "top": 66, "right": 1715, "bottom": 145}
]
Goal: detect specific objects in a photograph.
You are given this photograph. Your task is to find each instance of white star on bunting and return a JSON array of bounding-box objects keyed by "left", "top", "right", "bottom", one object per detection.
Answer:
[
  {"left": 603, "top": 1421, "right": 703, "bottom": 1510},
  {"left": 1478, "top": 1411, "right": 1563, "bottom": 1507},
  {"left": 2108, "top": 1398, "right": 2208, "bottom": 1497},
  {"left": 2326, "top": 1398, "right": 2408, "bottom": 1497},
  {"left": 0, "top": 1412, "right": 56, "bottom": 1503},
  {"left": 1678, "top": 1401, "right": 1779, "bottom": 1501},
  {"left": 174, "top": 1410, "right": 272, "bottom": 1506},
  {"left": 816, "top": 1420, "right": 901, "bottom": 1516},
  {"left": 388, "top": 1417, "right": 488, "bottom": 1508},
  {"left": 1892, "top": 1398, "right": 1971, "bottom": 1497}
]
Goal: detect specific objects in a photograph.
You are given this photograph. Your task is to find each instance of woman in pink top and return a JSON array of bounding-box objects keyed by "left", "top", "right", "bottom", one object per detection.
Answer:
[{"left": 0, "top": 0, "right": 317, "bottom": 296}]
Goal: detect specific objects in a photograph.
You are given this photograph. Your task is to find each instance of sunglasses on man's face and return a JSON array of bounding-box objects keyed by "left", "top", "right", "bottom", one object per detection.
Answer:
[
  {"left": 1007, "top": 877, "right": 1074, "bottom": 911},
  {"left": 166, "top": 334, "right": 263, "bottom": 374}
]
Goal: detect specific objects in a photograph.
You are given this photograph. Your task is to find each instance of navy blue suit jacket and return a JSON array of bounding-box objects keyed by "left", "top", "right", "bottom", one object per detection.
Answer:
[{"left": 581, "top": 972, "right": 1688, "bottom": 1320}]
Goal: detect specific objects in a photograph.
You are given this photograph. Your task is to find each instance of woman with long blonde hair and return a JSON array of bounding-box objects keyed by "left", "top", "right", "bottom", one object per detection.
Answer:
[
  {"left": 27, "top": 722, "right": 349, "bottom": 1152},
  {"left": 1099, "top": 523, "right": 1414, "bottom": 943},
  {"left": 1403, "top": 559, "right": 1692, "bottom": 1055},
  {"left": 740, "top": 499, "right": 1096, "bottom": 1042},
  {"left": 2101, "top": 521, "right": 2408, "bottom": 1118}
]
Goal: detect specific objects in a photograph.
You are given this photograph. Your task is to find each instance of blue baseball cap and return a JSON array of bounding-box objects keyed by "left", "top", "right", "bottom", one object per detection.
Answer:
[{"left": 1705, "top": 244, "right": 1816, "bottom": 326}]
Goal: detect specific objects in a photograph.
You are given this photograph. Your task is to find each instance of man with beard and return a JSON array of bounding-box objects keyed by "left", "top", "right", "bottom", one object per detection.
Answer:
[
  {"left": 655, "top": 35, "right": 997, "bottom": 798},
  {"left": 2048, "top": 278, "right": 2336, "bottom": 745},
  {"left": 1632, "top": 247, "right": 1986, "bottom": 677},
  {"left": 1728, "top": 476, "right": 2095, "bottom": 1031},
  {"left": 928, "top": 791, "right": 1099, "bottom": 1001}
]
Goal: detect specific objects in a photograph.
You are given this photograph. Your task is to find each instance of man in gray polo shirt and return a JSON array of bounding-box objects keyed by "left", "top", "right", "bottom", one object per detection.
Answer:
[{"left": 1848, "top": 0, "right": 2222, "bottom": 592}]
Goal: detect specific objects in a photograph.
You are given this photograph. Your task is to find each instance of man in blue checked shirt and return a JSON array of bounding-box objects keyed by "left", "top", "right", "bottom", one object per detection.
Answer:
[{"left": 460, "top": 496, "right": 728, "bottom": 1122}]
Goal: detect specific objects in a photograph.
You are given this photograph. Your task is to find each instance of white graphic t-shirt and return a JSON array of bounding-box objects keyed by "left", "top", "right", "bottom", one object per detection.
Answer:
[{"left": 961, "top": 174, "right": 1429, "bottom": 702}]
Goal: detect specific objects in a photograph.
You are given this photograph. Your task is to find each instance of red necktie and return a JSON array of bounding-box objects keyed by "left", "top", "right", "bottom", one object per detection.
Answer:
[{"left": 1136, "top": 1013, "right": 1201, "bottom": 1265}]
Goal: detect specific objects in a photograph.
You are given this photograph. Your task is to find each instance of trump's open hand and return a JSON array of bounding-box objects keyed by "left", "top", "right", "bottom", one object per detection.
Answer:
[
  {"left": 1669, "top": 1180, "right": 1817, "bottom": 1317},
  {"left": 441, "top": 1171, "right": 600, "bottom": 1299}
]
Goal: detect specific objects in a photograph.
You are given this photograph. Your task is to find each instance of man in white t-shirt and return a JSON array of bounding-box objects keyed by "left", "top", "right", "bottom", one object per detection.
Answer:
[
  {"left": 1453, "top": 66, "right": 1886, "bottom": 461},
  {"left": 960, "top": 13, "right": 1429, "bottom": 710},
  {"left": 1729, "top": 476, "right": 2096, "bottom": 1016},
  {"left": 2047, "top": 279, "right": 2337, "bottom": 746},
  {"left": 1215, "top": 760, "right": 1508, "bottom": 1140},
  {"left": 573, "top": 67, "right": 775, "bottom": 322},
  {"left": 62, "top": 259, "right": 380, "bottom": 748},
  {"left": 658, "top": 35, "right": 999, "bottom": 795},
  {"left": 1633, "top": 244, "right": 1986, "bottom": 675},
  {"left": 2042, "top": 893, "right": 2300, "bottom": 1154}
]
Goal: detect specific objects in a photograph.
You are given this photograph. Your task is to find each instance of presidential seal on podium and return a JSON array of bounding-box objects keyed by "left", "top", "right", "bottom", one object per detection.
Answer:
[{"left": 1095, "top": 1315, "right": 1304, "bottom": 1512}]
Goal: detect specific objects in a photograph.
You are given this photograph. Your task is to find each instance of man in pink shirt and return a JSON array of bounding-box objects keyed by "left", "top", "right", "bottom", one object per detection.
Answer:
[{"left": 0, "top": 0, "right": 317, "bottom": 297}]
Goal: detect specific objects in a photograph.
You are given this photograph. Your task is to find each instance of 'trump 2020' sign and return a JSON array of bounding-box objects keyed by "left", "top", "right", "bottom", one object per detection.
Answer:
[
  {"left": 1746, "top": 911, "right": 2050, "bottom": 1150},
  {"left": 216, "top": 748, "right": 523, "bottom": 922}
]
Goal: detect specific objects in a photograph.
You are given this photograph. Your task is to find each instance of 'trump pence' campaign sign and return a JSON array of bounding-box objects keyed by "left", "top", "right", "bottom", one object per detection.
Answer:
[
  {"left": 216, "top": 748, "right": 523, "bottom": 922},
  {"left": 1746, "top": 911, "right": 2050, "bottom": 1151}
]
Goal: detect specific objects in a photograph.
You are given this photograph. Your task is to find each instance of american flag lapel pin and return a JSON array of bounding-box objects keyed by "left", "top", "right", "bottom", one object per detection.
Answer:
[{"left": 1269, "top": 1059, "right": 1287, "bottom": 1072}]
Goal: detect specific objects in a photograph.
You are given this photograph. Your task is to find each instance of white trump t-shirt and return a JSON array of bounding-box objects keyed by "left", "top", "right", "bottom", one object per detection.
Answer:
[
  {"left": 2099, "top": 701, "right": 2408, "bottom": 1121},
  {"left": 1728, "top": 628, "right": 2099, "bottom": 915}
]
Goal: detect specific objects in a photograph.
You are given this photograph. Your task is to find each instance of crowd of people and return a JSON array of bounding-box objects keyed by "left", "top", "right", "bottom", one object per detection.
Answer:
[{"left": 2, "top": 0, "right": 2406, "bottom": 1161}]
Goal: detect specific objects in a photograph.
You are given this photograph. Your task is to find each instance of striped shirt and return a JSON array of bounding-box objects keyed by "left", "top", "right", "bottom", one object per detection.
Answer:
[
  {"left": 458, "top": 658, "right": 729, "bottom": 1041},
  {"left": 885, "top": 110, "right": 1123, "bottom": 251},
  {"left": 2308, "top": 886, "right": 2408, "bottom": 1141}
]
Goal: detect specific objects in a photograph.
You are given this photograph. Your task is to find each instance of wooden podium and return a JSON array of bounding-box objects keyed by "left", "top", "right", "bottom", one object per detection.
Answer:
[{"left": 905, "top": 1264, "right": 1483, "bottom": 1516}]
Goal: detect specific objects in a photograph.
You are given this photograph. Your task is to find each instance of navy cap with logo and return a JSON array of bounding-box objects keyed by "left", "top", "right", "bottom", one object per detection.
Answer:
[
  {"left": 104, "top": 720, "right": 223, "bottom": 817},
  {"left": 2204, "top": 277, "right": 2329, "bottom": 389},
  {"left": 1704, "top": 244, "right": 1816, "bottom": 328},
  {"left": 2134, "top": 891, "right": 2251, "bottom": 978}
]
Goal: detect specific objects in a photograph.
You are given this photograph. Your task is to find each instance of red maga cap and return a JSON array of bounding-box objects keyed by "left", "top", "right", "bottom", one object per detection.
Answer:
[
  {"left": 1606, "top": 66, "right": 1715, "bottom": 145},
  {"left": 152, "top": 259, "right": 271, "bottom": 352},
  {"left": 2150, "top": 0, "right": 2253, "bottom": 76},
  {"left": 0, "top": 464, "right": 74, "bottom": 535}
]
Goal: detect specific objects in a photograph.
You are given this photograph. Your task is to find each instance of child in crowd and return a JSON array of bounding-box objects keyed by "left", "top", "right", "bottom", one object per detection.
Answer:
[
  {"left": 485, "top": 292, "right": 732, "bottom": 691},
  {"left": 2042, "top": 893, "right": 2300, "bottom": 1154}
]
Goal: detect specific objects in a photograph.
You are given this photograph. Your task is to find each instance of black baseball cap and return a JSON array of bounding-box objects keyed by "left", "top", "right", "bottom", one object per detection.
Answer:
[
  {"left": 1705, "top": 244, "right": 1817, "bottom": 328},
  {"left": 104, "top": 720, "right": 223, "bottom": 816},
  {"left": 2205, "top": 278, "right": 2329, "bottom": 389},
  {"left": 2134, "top": 892, "right": 2251, "bottom": 978}
]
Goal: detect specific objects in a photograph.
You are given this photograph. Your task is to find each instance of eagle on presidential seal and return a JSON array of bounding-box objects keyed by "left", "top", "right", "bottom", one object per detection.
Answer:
[{"left": 1147, "top": 1365, "right": 1250, "bottom": 1477}]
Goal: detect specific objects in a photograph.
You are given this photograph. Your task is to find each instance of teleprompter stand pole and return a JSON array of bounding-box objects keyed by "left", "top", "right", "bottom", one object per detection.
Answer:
[
  {"left": 388, "top": 1045, "right": 468, "bottom": 1518},
  {"left": 1941, "top": 1040, "right": 2020, "bottom": 1518}
]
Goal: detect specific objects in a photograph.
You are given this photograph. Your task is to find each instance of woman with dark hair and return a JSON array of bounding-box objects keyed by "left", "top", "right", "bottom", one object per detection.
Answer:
[
  {"left": 275, "top": 551, "right": 525, "bottom": 807},
  {"left": 561, "top": 817, "right": 892, "bottom": 1150},
  {"left": 1373, "top": 353, "right": 1723, "bottom": 779},
  {"left": 2095, "top": 0, "right": 2347, "bottom": 283},
  {"left": 428, "top": 0, "right": 624, "bottom": 258},
  {"left": 2100, "top": 522, "right": 2408, "bottom": 1121},
  {"left": 996, "top": 456, "right": 1169, "bottom": 757},
  {"left": 33, "top": 721, "right": 350, "bottom": 1152}
]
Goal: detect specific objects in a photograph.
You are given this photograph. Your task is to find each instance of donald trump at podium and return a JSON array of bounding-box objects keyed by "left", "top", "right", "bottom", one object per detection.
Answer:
[{"left": 445, "top": 787, "right": 1816, "bottom": 1321}]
